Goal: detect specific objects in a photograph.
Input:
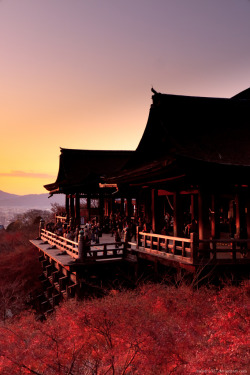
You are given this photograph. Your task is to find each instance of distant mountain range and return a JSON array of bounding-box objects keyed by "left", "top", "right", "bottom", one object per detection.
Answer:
[{"left": 0, "top": 190, "right": 65, "bottom": 209}]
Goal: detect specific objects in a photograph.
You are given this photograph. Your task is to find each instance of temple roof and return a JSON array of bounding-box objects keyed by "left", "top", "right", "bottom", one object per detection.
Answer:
[
  {"left": 45, "top": 86, "right": 250, "bottom": 193},
  {"left": 107, "top": 87, "right": 250, "bottom": 186},
  {"left": 44, "top": 148, "right": 133, "bottom": 193},
  {"left": 134, "top": 88, "right": 250, "bottom": 166}
]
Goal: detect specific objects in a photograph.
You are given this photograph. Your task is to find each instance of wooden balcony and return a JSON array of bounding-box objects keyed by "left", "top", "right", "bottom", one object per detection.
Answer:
[
  {"left": 129, "top": 231, "right": 250, "bottom": 271},
  {"left": 38, "top": 229, "right": 125, "bottom": 264},
  {"left": 31, "top": 227, "right": 250, "bottom": 279}
]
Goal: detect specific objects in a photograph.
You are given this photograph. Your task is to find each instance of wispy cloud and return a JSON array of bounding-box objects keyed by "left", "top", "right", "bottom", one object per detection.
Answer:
[{"left": 0, "top": 170, "right": 55, "bottom": 179}]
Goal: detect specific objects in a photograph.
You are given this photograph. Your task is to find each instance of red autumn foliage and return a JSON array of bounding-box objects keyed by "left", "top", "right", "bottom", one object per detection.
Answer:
[
  {"left": 0, "top": 230, "right": 42, "bottom": 320},
  {"left": 0, "top": 282, "right": 249, "bottom": 374}
]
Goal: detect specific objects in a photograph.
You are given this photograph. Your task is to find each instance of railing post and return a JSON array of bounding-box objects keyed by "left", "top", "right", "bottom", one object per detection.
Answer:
[
  {"left": 232, "top": 240, "right": 237, "bottom": 262},
  {"left": 136, "top": 226, "right": 140, "bottom": 249},
  {"left": 190, "top": 232, "right": 199, "bottom": 264},
  {"left": 123, "top": 240, "right": 127, "bottom": 258},
  {"left": 78, "top": 230, "right": 85, "bottom": 262},
  {"left": 39, "top": 218, "right": 45, "bottom": 239}
]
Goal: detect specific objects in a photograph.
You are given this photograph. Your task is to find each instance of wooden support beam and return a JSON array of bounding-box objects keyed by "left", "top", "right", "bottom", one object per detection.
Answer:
[
  {"left": 70, "top": 195, "right": 75, "bottom": 225},
  {"left": 120, "top": 198, "right": 125, "bottom": 215},
  {"left": 87, "top": 195, "right": 91, "bottom": 222},
  {"left": 173, "top": 192, "right": 184, "bottom": 237},
  {"left": 75, "top": 192, "right": 80, "bottom": 226},
  {"left": 151, "top": 189, "right": 161, "bottom": 233},
  {"left": 198, "top": 189, "right": 211, "bottom": 241},
  {"left": 65, "top": 195, "right": 70, "bottom": 221},
  {"left": 246, "top": 194, "right": 250, "bottom": 251},
  {"left": 235, "top": 192, "right": 247, "bottom": 239},
  {"left": 99, "top": 193, "right": 104, "bottom": 226},
  {"left": 198, "top": 189, "right": 211, "bottom": 256},
  {"left": 211, "top": 194, "right": 220, "bottom": 239}
]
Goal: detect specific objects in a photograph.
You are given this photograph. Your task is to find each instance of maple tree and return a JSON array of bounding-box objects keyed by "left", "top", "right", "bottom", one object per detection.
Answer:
[
  {"left": 0, "top": 282, "right": 249, "bottom": 374},
  {"left": 0, "top": 230, "right": 42, "bottom": 321}
]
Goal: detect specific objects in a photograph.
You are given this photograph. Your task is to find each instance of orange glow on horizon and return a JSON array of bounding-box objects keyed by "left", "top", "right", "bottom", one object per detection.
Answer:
[{"left": 1, "top": 1, "right": 250, "bottom": 195}]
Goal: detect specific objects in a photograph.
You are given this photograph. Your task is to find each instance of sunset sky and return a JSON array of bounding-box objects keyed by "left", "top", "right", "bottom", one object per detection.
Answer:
[{"left": 1, "top": 0, "right": 250, "bottom": 195}]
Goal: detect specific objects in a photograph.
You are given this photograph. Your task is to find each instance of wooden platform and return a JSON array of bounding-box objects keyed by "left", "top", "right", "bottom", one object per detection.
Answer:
[{"left": 30, "top": 239, "right": 124, "bottom": 271}]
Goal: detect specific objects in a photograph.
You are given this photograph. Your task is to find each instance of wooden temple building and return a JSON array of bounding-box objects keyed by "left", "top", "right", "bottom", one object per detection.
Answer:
[{"left": 31, "top": 87, "right": 250, "bottom": 310}]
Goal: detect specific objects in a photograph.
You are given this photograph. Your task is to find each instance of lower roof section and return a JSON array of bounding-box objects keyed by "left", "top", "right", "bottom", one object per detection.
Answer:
[{"left": 44, "top": 148, "right": 133, "bottom": 194}]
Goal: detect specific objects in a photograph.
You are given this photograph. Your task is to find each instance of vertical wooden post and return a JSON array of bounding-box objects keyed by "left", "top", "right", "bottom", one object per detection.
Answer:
[
  {"left": 111, "top": 197, "right": 116, "bottom": 215},
  {"left": 99, "top": 193, "right": 104, "bottom": 226},
  {"left": 78, "top": 230, "right": 85, "bottom": 262},
  {"left": 190, "top": 194, "right": 195, "bottom": 220},
  {"left": 87, "top": 194, "right": 91, "bottom": 222},
  {"left": 151, "top": 189, "right": 161, "bottom": 233},
  {"left": 190, "top": 232, "right": 198, "bottom": 264},
  {"left": 235, "top": 191, "right": 246, "bottom": 239},
  {"left": 75, "top": 193, "right": 80, "bottom": 226},
  {"left": 70, "top": 195, "right": 75, "bottom": 225},
  {"left": 104, "top": 198, "right": 109, "bottom": 217},
  {"left": 136, "top": 226, "right": 140, "bottom": 249},
  {"left": 246, "top": 193, "right": 250, "bottom": 252},
  {"left": 39, "top": 218, "right": 45, "bottom": 238},
  {"left": 235, "top": 193, "right": 240, "bottom": 239},
  {"left": 120, "top": 197, "right": 125, "bottom": 215},
  {"left": 173, "top": 192, "right": 184, "bottom": 237},
  {"left": 211, "top": 193, "right": 220, "bottom": 239},
  {"left": 65, "top": 195, "right": 70, "bottom": 221},
  {"left": 126, "top": 196, "right": 134, "bottom": 218},
  {"left": 198, "top": 189, "right": 211, "bottom": 257},
  {"left": 198, "top": 189, "right": 211, "bottom": 240}
]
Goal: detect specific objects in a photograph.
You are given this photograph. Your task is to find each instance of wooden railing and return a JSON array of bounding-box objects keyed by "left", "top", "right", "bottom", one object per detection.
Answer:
[
  {"left": 199, "top": 238, "right": 250, "bottom": 262},
  {"left": 39, "top": 219, "right": 249, "bottom": 266},
  {"left": 41, "top": 229, "right": 78, "bottom": 258},
  {"left": 55, "top": 215, "right": 67, "bottom": 224},
  {"left": 136, "top": 231, "right": 250, "bottom": 264},
  {"left": 40, "top": 229, "right": 125, "bottom": 262},
  {"left": 136, "top": 231, "right": 197, "bottom": 264}
]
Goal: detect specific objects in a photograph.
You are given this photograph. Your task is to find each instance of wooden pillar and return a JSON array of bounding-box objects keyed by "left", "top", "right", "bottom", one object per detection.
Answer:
[
  {"left": 99, "top": 193, "right": 104, "bottom": 226},
  {"left": 126, "top": 196, "right": 134, "bottom": 218},
  {"left": 103, "top": 198, "right": 108, "bottom": 217},
  {"left": 120, "top": 198, "right": 125, "bottom": 216},
  {"left": 70, "top": 195, "right": 75, "bottom": 224},
  {"left": 235, "top": 192, "right": 247, "bottom": 239},
  {"left": 211, "top": 194, "right": 220, "bottom": 239},
  {"left": 246, "top": 192, "right": 250, "bottom": 251},
  {"left": 190, "top": 193, "right": 198, "bottom": 220},
  {"left": 75, "top": 193, "right": 80, "bottom": 226},
  {"left": 111, "top": 197, "right": 116, "bottom": 215},
  {"left": 198, "top": 189, "right": 211, "bottom": 241},
  {"left": 151, "top": 189, "right": 161, "bottom": 233},
  {"left": 87, "top": 194, "right": 91, "bottom": 222},
  {"left": 144, "top": 189, "right": 152, "bottom": 224},
  {"left": 173, "top": 192, "right": 184, "bottom": 237},
  {"left": 65, "top": 195, "right": 70, "bottom": 221}
]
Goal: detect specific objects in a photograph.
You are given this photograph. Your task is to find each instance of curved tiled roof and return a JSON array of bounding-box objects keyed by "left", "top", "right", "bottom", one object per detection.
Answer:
[
  {"left": 134, "top": 89, "right": 250, "bottom": 167},
  {"left": 107, "top": 87, "right": 250, "bottom": 187},
  {"left": 44, "top": 148, "right": 133, "bottom": 193}
]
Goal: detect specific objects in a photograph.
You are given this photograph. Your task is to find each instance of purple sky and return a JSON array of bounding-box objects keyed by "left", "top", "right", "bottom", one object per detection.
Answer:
[{"left": 1, "top": 0, "right": 250, "bottom": 194}]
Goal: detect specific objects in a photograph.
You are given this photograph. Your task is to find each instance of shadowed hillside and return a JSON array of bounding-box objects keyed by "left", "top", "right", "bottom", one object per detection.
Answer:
[{"left": 0, "top": 190, "right": 64, "bottom": 208}]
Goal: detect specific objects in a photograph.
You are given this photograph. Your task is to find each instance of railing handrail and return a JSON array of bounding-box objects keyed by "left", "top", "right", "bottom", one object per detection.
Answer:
[
  {"left": 41, "top": 229, "right": 77, "bottom": 245},
  {"left": 136, "top": 230, "right": 249, "bottom": 264},
  {"left": 199, "top": 238, "right": 250, "bottom": 243},
  {"left": 55, "top": 215, "right": 67, "bottom": 223},
  {"left": 139, "top": 231, "right": 192, "bottom": 243},
  {"left": 40, "top": 229, "right": 125, "bottom": 261}
]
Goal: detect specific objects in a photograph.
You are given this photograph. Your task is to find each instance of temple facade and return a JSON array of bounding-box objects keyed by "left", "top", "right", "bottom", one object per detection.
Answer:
[
  {"left": 30, "top": 87, "right": 250, "bottom": 314},
  {"left": 45, "top": 87, "right": 250, "bottom": 247}
]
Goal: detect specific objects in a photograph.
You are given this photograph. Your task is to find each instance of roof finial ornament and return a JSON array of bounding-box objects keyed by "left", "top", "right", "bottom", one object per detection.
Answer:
[{"left": 151, "top": 87, "right": 158, "bottom": 95}]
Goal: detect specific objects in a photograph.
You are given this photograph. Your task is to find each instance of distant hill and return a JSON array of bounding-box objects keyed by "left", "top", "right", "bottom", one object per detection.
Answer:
[{"left": 0, "top": 190, "right": 65, "bottom": 209}]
